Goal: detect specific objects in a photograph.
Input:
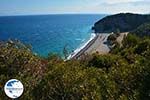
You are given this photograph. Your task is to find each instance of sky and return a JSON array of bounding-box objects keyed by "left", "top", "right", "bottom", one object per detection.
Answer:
[{"left": 0, "top": 0, "right": 150, "bottom": 16}]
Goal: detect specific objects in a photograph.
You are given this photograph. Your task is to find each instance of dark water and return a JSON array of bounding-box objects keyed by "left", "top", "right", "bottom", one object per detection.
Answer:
[{"left": 0, "top": 14, "right": 105, "bottom": 57}]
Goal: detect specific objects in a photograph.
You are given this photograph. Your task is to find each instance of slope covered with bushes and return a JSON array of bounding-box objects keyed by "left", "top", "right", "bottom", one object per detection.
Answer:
[
  {"left": 131, "top": 22, "right": 150, "bottom": 37},
  {"left": 0, "top": 33, "right": 150, "bottom": 99},
  {"left": 93, "top": 13, "right": 150, "bottom": 33}
]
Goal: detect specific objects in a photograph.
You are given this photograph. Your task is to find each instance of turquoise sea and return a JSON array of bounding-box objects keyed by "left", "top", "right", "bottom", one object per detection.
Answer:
[{"left": 0, "top": 14, "right": 105, "bottom": 57}]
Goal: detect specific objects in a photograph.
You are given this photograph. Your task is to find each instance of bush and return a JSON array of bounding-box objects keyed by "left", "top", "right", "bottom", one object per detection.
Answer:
[{"left": 0, "top": 34, "right": 150, "bottom": 99}]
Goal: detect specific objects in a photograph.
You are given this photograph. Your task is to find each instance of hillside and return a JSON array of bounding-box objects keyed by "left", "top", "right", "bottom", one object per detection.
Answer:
[
  {"left": 93, "top": 13, "right": 150, "bottom": 33},
  {"left": 130, "top": 22, "right": 150, "bottom": 37},
  {"left": 1, "top": 34, "right": 150, "bottom": 100}
]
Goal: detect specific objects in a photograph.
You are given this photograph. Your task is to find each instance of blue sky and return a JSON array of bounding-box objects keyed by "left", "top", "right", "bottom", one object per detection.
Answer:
[{"left": 0, "top": 0, "right": 150, "bottom": 16}]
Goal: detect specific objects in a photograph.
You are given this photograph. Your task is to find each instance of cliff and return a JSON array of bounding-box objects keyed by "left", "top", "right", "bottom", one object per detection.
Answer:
[{"left": 93, "top": 13, "right": 150, "bottom": 33}]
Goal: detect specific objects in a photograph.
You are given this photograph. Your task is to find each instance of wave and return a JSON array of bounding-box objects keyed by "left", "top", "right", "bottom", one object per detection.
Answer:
[
  {"left": 75, "top": 38, "right": 82, "bottom": 41},
  {"left": 67, "top": 33, "right": 96, "bottom": 60}
]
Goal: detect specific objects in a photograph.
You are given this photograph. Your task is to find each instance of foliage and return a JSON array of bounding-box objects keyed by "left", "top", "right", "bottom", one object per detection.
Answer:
[
  {"left": 131, "top": 22, "right": 150, "bottom": 37},
  {"left": 0, "top": 40, "right": 46, "bottom": 99},
  {"left": 0, "top": 33, "right": 150, "bottom": 100},
  {"left": 107, "top": 33, "right": 119, "bottom": 46},
  {"left": 93, "top": 13, "right": 150, "bottom": 33},
  {"left": 107, "top": 34, "right": 117, "bottom": 42},
  {"left": 88, "top": 54, "right": 118, "bottom": 71},
  {"left": 122, "top": 34, "right": 140, "bottom": 48}
]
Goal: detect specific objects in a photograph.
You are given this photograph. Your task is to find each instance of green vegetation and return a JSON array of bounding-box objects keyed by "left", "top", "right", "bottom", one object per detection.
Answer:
[
  {"left": 93, "top": 13, "right": 150, "bottom": 33},
  {"left": 131, "top": 23, "right": 150, "bottom": 37},
  {"left": 0, "top": 32, "right": 150, "bottom": 100},
  {"left": 1, "top": 15, "right": 150, "bottom": 99},
  {"left": 107, "top": 33, "right": 118, "bottom": 46}
]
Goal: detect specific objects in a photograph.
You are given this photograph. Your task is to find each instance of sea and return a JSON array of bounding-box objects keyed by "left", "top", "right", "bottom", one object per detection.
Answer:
[{"left": 0, "top": 14, "right": 105, "bottom": 57}]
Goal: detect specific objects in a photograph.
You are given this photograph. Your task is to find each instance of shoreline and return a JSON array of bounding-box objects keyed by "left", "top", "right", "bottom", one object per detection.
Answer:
[
  {"left": 67, "top": 33, "right": 110, "bottom": 60},
  {"left": 67, "top": 33, "right": 97, "bottom": 60}
]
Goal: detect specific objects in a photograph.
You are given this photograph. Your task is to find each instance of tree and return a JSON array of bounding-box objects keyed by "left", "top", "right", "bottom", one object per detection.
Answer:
[{"left": 63, "top": 45, "right": 69, "bottom": 59}]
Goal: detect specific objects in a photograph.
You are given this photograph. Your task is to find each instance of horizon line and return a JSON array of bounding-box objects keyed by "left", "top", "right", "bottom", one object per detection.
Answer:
[
  {"left": 0, "top": 12, "right": 149, "bottom": 17},
  {"left": 0, "top": 13, "right": 109, "bottom": 17}
]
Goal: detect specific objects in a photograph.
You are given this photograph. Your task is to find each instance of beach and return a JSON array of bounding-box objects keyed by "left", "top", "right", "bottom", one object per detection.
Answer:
[{"left": 69, "top": 33, "right": 110, "bottom": 59}]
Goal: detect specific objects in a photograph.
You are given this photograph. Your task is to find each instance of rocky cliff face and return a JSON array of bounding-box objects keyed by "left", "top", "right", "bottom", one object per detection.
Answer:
[{"left": 93, "top": 13, "right": 150, "bottom": 33}]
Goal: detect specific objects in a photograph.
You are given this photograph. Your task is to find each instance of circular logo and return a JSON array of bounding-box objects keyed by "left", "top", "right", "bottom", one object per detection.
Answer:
[{"left": 4, "top": 79, "right": 24, "bottom": 99}]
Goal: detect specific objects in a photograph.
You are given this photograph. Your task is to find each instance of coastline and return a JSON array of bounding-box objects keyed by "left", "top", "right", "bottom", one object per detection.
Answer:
[
  {"left": 67, "top": 33, "right": 97, "bottom": 59},
  {"left": 84, "top": 33, "right": 110, "bottom": 55},
  {"left": 67, "top": 33, "right": 110, "bottom": 60}
]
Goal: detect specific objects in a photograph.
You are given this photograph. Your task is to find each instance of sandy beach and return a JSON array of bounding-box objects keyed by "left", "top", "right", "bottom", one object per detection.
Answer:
[{"left": 71, "top": 33, "right": 110, "bottom": 59}]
